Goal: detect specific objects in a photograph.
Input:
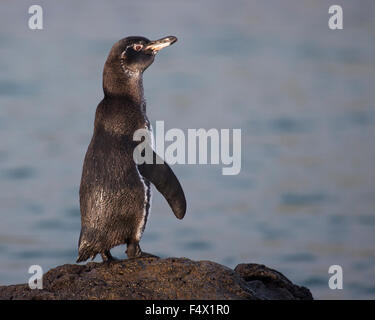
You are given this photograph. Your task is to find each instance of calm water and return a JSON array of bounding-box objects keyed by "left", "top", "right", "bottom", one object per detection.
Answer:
[{"left": 1, "top": 1, "right": 375, "bottom": 299}]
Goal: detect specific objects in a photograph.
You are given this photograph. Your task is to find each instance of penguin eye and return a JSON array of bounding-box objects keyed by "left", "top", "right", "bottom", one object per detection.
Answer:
[{"left": 133, "top": 44, "right": 143, "bottom": 52}]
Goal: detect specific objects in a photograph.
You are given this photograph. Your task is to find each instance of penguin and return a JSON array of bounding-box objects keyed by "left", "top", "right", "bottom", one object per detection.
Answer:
[{"left": 77, "top": 36, "right": 186, "bottom": 263}]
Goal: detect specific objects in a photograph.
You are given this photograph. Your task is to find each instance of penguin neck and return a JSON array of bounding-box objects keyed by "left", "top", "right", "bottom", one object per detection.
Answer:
[{"left": 103, "top": 66, "right": 145, "bottom": 106}]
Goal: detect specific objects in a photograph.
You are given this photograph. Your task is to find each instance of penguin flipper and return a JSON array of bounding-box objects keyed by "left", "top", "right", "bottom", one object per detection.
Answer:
[{"left": 137, "top": 151, "right": 186, "bottom": 219}]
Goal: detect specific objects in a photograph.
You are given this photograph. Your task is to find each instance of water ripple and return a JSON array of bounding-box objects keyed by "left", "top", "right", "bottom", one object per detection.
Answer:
[{"left": 1, "top": 167, "right": 35, "bottom": 180}]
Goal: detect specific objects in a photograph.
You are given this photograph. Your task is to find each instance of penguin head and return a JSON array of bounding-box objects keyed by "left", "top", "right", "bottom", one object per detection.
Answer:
[
  {"left": 108, "top": 36, "right": 177, "bottom": 75},
  {"left": 103, "top": 36, "right": 177, "bottom": 96}
]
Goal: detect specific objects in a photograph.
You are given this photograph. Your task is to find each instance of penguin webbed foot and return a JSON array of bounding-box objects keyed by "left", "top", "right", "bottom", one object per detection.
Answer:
[
  {"left": 126, "top": 243, "right": 159, "bottom": 259},
  {"left": 139, "top": 251, "right": 159, "bottom": 258}
]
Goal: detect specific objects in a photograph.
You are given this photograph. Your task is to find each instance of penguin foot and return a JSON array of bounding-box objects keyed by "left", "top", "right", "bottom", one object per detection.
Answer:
[
  {"left": 101, "top": 250, "right": 118, "bottom": 262},
  {"left": 126, "top": 243, "right": 159, "bottom": 259},
  {"left": 126, "top": 242, "right": 142, "bottom": 258}
]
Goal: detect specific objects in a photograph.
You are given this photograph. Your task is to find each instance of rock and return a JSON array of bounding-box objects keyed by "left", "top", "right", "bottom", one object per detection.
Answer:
[
  {"left": 0, "top": 257, "right": 313, "bottom": 300},
  {"left": 234, "top": 263, "right": 313, "bottom": 300}
]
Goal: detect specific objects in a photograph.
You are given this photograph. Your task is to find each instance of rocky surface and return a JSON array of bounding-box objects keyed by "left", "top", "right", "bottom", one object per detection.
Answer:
[{"left": 0, "top": 257, "right": 313, "bottom": 300}]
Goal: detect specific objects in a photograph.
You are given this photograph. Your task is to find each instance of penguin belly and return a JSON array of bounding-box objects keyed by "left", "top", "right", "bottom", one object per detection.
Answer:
[{"left": 77, "top": 139, "right": 152, "bottom": 261}]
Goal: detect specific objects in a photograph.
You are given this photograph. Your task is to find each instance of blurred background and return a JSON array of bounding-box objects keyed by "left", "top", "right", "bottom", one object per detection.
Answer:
[{"left": 0, "top": 0, "right": 374, "bottom": 299}]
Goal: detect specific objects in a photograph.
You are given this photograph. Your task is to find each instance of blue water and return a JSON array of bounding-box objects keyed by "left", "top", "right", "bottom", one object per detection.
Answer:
[{"left": 1, "top": 1, "right": 375, "bottom": 299}]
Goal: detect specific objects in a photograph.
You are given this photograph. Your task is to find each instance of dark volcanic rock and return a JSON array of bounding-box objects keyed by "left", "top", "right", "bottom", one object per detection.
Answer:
[
  {"left": 0, "top": 257, "right": 313, "bottom": 300},
  {"left": 234, "top": 263, "right": 313, "bottom": 300}
]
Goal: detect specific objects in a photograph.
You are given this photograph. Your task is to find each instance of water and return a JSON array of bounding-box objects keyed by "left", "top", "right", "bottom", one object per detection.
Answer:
[{"left": 1, "top": 0, "right": 375, "bottom": 299}]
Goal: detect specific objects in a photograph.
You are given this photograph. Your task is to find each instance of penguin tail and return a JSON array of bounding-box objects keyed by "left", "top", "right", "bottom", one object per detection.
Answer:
[
  {"left": 77, "top": 248, "right": 98, "bottom": 263},
  {"left": 76, "top": 253, "right": 87, "bottom": 263},
  {"left": 77, "top": 232, "right": 95, "bottom": 263},
  {"left": 76, "top": 249, "right": 90, "bottom": 263}
]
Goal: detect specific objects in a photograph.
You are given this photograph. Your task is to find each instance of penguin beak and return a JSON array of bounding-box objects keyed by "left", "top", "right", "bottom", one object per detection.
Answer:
[{"left": 144, "top": 36, "right": 178, "bottom": 54}]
